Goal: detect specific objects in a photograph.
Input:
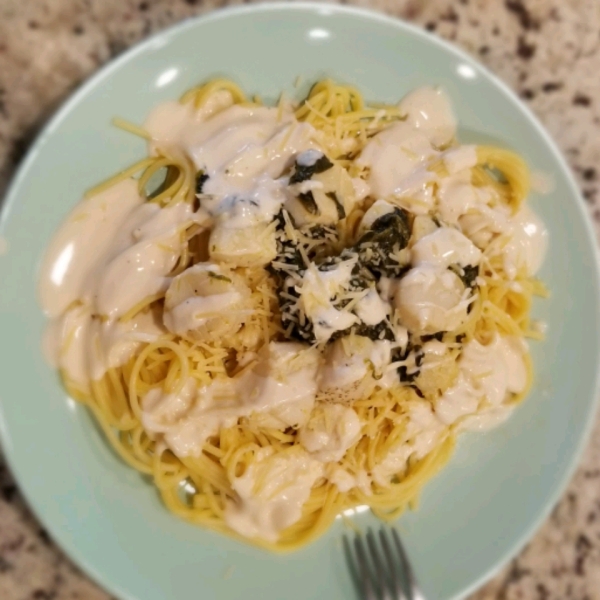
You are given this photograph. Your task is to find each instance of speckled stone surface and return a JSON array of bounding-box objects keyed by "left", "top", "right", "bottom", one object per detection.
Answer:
[{"left": 1, "top": 1, "right": 600, "bottom": 598}]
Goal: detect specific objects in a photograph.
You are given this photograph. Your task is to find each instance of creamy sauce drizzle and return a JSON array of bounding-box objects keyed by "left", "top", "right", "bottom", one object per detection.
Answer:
[
  {"left": 225, "top": 447, "right": 324, "bottom": 542},
  {"left": 142, "top": 343, "right": 319, "bottom": 456},
  {"left": 436, "top": 336, "right": 527, "bottom": 428},
  {"left": 38, "top": 83, "right": 549, "bottom": 543},
  {"left": 373, "top": 402, "right": 446, "bottom": 485},
  {"left": 299, "top": 259, "right": 358, "bottom": 344},
  {"left": 394, "top": 265, "right": 473, "bottom": 334},
  {"left": 38, "top": 180, "right": 198, "bottom": 385},
  {"left": 299, "top": 403, "right": 361, "bottom": 462}
]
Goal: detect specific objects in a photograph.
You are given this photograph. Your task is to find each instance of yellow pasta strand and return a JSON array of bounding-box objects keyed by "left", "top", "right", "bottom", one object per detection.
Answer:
[{"left": 63, "top": 78, "right": 544, "bottom": 554}]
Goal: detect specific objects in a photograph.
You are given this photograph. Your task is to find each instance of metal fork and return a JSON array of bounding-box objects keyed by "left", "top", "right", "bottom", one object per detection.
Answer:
[{"left": 343, "top": 527, "right": 426, "bottom": 600}]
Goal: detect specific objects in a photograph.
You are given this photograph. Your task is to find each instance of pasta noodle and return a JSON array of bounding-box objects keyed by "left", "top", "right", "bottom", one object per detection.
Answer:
[{"left": 41, "top": 78, "right": 548, "bottom": 551}]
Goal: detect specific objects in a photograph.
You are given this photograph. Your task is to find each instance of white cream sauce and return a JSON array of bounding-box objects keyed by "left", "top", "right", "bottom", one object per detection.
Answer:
[
  {"left": 328, "top": 468, "right": 357, "bottom": 493},
  {"left": 394, "top": 265, "right": 473, "bottom": 334},
  {"left": 39, "top": 181, "right": 207, "bottom": 320},
  {"left": 437, "top": 171, "right": 487, "bottom": 225},
  {"left": 299, "top": 259, "right": 358, "bottom": 344},
  {"left": 329, "top": 467, "right": 372, "bottom": 495},
  {"left": 501, "top": 206, "right": 548, "bottom": 278},
  {"left": 225, "top": 447, "right": 324, "bottom": 542},
  {"left": 97, "top": 200, "right": 201, "bottom": 319},
  {"left": 142, "top": 342, "right": 320, "bottom": 456},
  {"left": 411, "top": 226, "right": 482, "bottom": 269},
  {"left": 373, "top": 402, "right": 446, "bottom": 485},
  {"left": 398, "top": 86, "right": 457, "bottom": 147},
  {"left": 457, "top": 405, "right": 514, "bottom": 432},
  {"left": 299, "top": 404, "right": 362, "bottom": 462},
  {"left": 356, "top": 88, "right": 456, "bottom": 212},
  {"left": 39, "top": 180, "right": 143, "bottom": 318},
  {"left": 436, "top": 336, "right": 527, "bottom": 426},
  {"left": 357, "top": 121, "right": 437, "bottom": 200},
  {"left": 162, "top": 262, "right": 251, "bottom": 340},
  {"left": 351, "top": 177, "right": 371, "bottom": 201},
  {"left": 359, "top": 199, "right": 396, "bottom": 233},
  {"left": 296, "top": 149, "right": 324, "bottom": 167},
  {"left": 38, "top": 179, "right": 204, "bottom": 384},
  {"left": 146, "top": 100, "right": 320, "bottom": 268},
  {"left": 354, "top": 288, "right": 390, "bottom": 325},
  {"left": 459, "top": 204, "right": 548, "bottom": 279},
  {"left": 442, "top": 145, "right": 477, "bottom": 174},
  {"left": 38, "top": 82, "right": 550, "bottom": 543},
  {"left": 144, "top": 90, "right": 235, "bottom": 150},
  {"left": 318, "top": 337, "right": 371, "bottom": 392}
]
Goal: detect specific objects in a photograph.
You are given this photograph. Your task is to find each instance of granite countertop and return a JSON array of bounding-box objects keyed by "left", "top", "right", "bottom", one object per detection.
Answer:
[{"left": 1, "top": 0, "right": 600, "bottom": 598}]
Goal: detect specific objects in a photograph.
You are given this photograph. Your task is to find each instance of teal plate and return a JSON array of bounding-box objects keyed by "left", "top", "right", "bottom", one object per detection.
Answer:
[{"left": 1, "top": 4, "right": 599, "bottom": 599}]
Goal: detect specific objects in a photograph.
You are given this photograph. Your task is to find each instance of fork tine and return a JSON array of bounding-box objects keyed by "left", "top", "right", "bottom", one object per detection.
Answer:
[
  {"left": 366, "top": 529, "right": 393, "bottom": 600},
  {"left": 391, "top": 528, "right": 425, "bottom": 600},
  {"left": 353, "top": 534, "right": 378, "bottom": 600},
  {"left": 379, "top": 528, "right": 408, "bottom": 600},
  {"left": 343, "top": 535, "right": 361, "bottom": 593}
]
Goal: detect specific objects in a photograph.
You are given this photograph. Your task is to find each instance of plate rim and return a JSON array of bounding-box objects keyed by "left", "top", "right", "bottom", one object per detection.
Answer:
[{"left": 1, "top": 3, "right": 600, "bottom": 599}]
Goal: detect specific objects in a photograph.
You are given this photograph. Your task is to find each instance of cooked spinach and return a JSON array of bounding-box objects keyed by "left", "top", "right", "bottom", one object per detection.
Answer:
[
  {"left": 279, "top": 284, "right": 316, "bottom": 344},
  {"left": 326, "top": 192, "right": 346, "bottom": 220},
  {"left": 195, "top": 170, "right": 209, "bottom": 194},
  {"left": 409, "top": 385, "right": 425, "bottom": 398},
  {"left": 450, "top": 263, "right": 479, "bottom": 288},
  {"left": 268, "top": 210, "right": 305, "bottom": 279},
  {"left": 268, "top": 212, "right": 342, "bottom": 344},
  {"left": 289, "top": 154, "right": 333, "bottom": 184},
  {"left": 354, "top": 319, "right": 395, "bottom": 342},
  {"left": 421, "top": 332, "right": 444, "bottom": 342},
  {"left": 207, "top": 271, "right": 231, "bottom": 283},
  {"left": 355, "top": 208, "right": 411, "bottom": 277},
  {"left": 298, "top": 191, "right": 319, "bottom": 215},
  {"left": 392, "top": 341, "right": 424, "bottom": 384},
  {"left": 302, "top": 224, "right": 338, "bottom": 244}
]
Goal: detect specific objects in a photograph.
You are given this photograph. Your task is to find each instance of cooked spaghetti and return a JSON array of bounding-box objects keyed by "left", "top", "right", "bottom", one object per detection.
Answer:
[{"left": 39, "top": 79, "right": 549, "bottom": 550}]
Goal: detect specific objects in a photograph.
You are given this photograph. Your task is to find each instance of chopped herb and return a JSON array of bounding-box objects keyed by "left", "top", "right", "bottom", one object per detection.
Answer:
[
  {"left": 450, "top": 263, "right": 480, "bottom": 288},
  {"left": 355, "top": 208, "right": 411, "bottom": 277},
  {"left": 370, "top": 209, "right": 411, "bottom": 245},
  {"left": 409, "top": 385, "right": 425, "bottom": 398},
  {"left": 289, "top": 154, "right": 333, "bottom": 184},
  {"left": 421, "top": 332, "right": 444, "bottom": 342},
  {"left": 268, "top": 211, "right": 341, "bottom": 344},
  {"left": 279, "top": 282, "right": 316, "bottom": 343},
  {"left": 195, "top": 171, "right": 209, "bottom": 194},
  {"left": 207, "top": 271, "right": 231, "bottom": 283},
  {"left": 326, "top": 192, "right": 346, "bottom": 220},
  {"left": 354, "top": 319, "right": 395, "bottom": 342},
  {"left": 392, "top": 341, "right": 424, "bottom": 384},
  {"left": 397, "top": 365, "right": 418, "bottom": 383},
  {"left": 298, "top": 191, "right": 319, "bottom": 215}
]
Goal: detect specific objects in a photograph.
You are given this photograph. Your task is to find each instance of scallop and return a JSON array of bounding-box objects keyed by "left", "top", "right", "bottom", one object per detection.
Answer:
[
  {"left": 411, "top": 226, "right": 481, "bottom": 269},
  {"left": 394, "top": 265, "right": 471, "bottom": 334},
  {"left": 285, "top": 164, "right": 357, "bottom": 227},
  {"left": 317, "top": 335, "right": 377, "bottom": 404},
  {"left": 163, "top": 262, "right": 252, "bottom": 343},
  {"left": 358, "top": 199, "right": 396, "bottom": 234},
  {"left": 209, "top": 222, "right": 277, "bottom": 268}
]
